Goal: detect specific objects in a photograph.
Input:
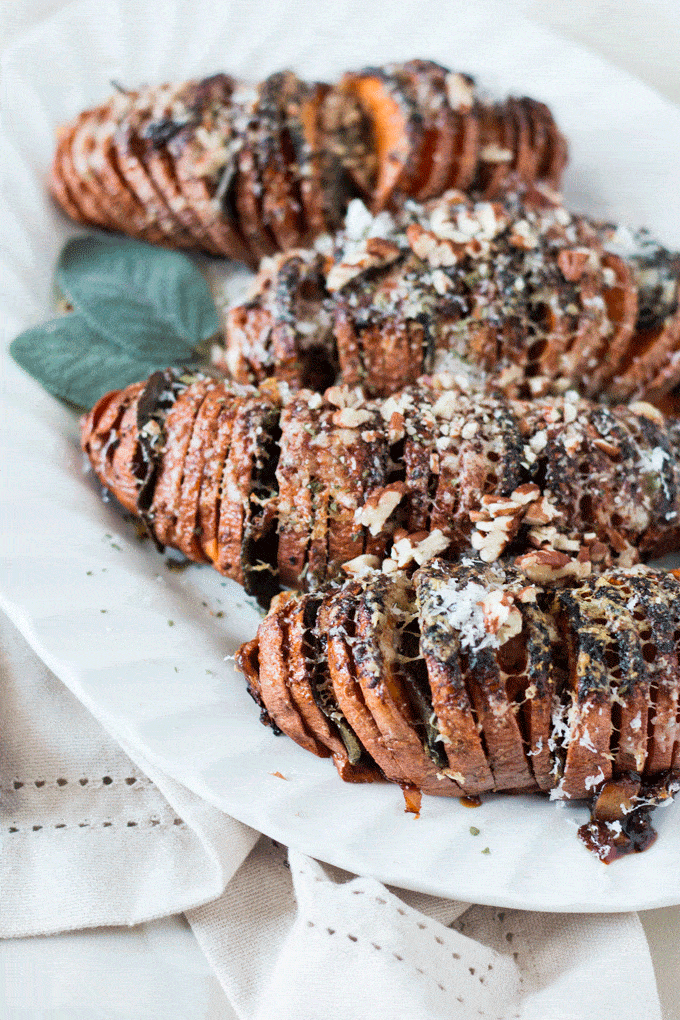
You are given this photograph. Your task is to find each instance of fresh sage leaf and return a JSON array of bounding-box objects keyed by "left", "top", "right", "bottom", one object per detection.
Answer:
[
  {"left": 55, "top": 235, "right": 220, "bottom": 361},
  {"left": 10, "top": 313, "right": 195, "bottom": 410}
]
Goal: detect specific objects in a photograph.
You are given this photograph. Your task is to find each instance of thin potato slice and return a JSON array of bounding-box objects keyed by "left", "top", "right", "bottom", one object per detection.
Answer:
[
  {"left": 340, "top": 67, "right": 423, "bottom": 211},
  {"left": 150, "top": 379, "right": 211, "bottom": 546}
]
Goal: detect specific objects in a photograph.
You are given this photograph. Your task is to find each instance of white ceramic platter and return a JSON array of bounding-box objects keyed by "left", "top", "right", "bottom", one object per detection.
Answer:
[{"left": 3, "top": 0, "right": 680, "bottom": 911}]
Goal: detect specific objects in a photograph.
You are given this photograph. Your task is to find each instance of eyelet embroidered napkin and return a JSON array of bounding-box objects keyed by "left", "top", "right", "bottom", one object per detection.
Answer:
[{"left": 0, "top": 611, "right": 259, "bottom": 937}]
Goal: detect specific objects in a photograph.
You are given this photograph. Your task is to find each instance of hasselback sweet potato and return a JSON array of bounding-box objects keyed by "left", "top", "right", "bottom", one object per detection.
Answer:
[
  {"left": 49, "top": 63, "right": 567, "bottom": 263},
  {"left": 222, "top": 189, "right": 680, "bottom": 406},
  {"left": 82, "top": 369, "right": 680, "bottom": 603},
  {"left": 236, "top": 559, "right": 680, "bottom": 848}
]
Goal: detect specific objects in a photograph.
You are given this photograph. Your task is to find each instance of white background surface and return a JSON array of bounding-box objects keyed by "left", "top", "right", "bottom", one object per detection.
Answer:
[{"left": 2, "top": 0, "right": 680, "bottom": 1015}]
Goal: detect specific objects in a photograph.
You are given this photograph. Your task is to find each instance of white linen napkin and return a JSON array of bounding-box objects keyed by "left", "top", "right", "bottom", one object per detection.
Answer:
[{"left": 1, "top": 609, "right": 662, "bottom": 1020}]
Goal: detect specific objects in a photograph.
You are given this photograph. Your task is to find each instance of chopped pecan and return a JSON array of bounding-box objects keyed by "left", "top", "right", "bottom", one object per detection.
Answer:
[
  {"left": 332, "top": 407, "right": 373, "bottom": 428},
  {"left": 365, "top": 236, "right": 401, "bottom": 262},
  {"left": 355, "top": 482, "right": 407, "bottom": 536},
  {"left": 407, "top": 223, "right": 461, "bottom": 267},
  {"left": 325, "top": 385, "right": 363, "bottom": 409},
  {"left": 523, "top": 495, "right": 560, "bottom": 526},
  {"left": 557, "top": 247, "right": 597, "bottom": 282},
  {"left": 342, "top": 554, "right": 381, "bottom": 576},
  {"left": 515, "top": 548, "right": 591, "bottom": 583},
  {"left": 480, "top": 589, "right": 523, "bottom": 644}
]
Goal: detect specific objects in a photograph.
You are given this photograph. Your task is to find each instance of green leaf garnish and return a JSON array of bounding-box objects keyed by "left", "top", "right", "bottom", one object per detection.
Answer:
[
  {"left": 9, "top": 313, "right": 189, "bottom": 410},
  {"left": 56, "top": 235, "right": 220, "bottom": 361},
  {"left": 11, "top": 235, "right": 220, "bottom": 409}
]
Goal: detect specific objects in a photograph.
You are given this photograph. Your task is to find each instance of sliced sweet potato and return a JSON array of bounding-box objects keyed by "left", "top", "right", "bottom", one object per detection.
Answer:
[
  {"left": 552, "top": 587, "right": 615, "bottom": 800},
  {"left": 358, "top": 314, "right": 425, "bottom": 398},
  {"left": 267, "top": 253, "right": 332, "bottom": 389},
  {"left": 255, "top": 72, "right": 306, "bottom": 252},
  {"left": 89, "top": 111, "right": 167, "bottom": 242},
  {"left": 628, "top": 572, "right": 680, "bottom": 774},
  {"left": 173, "top": 383, "right": 226, "bottom": 561},
  {"left": 234, "top": 140, "right": 278, "bottom": 260},
  {"left": 317, "top": 401, "right": 392, "bottom": 571},
  {"left": 317, "top": 409, "right": 365, "bottom": 571},
  {"left": 560, "top": 271, "right": 612, "bottom": 382},
  {"left": 60, "top": 117, "right": 114, "bottom": 229},
  {"left": 401, "top": 59, "right": 457, "bottom": 201},
  {"left": 306, "top": 476, "right": 330, "bottom": 592},
  {"left": 167, "top": 76, "right": 255, "bottom": 265},
  {"left": 130, "top": 370, "right": 190, "bottom": 537},
  {"left": 106, "top": 387, "right": 152, "bottom": 515},
  {"left": 235, "top": 636, "right": 266, "bottom": 718},
  {"left": 240, "top": 402, "right": 281, "bottom": 605},
  {"left": 87, "top": 92, "right": 169, "bottom": 246},
  {"left": 143, "top": 82, "right": 224, "bottom": 256},
  {"left": 316, "top": 86, "right": 371, "bottom": 225},
  {"left": 415, "top": 561, "right": 495, "bottom": 795},
  {"left": 543, "top": 115, "right": 569, "bottom": 189},
  {"left": 434, "top": 562, "right": 537, "bottom": 793},
  {"left": 506, "top": 96, "right": 533, "bottom": 183},
  {"left": 442, "top": 72, "right": 478, "bottom": 190},
  {"left": 149, "top": 379, "right": 211, "bottom": 546},
  {"left": 287, "top": 593, "right": 380, "bottom": 782},
  {"left": 332, "top": 302, "right": 365, "bottom": 389},
  {"left": 49, "top": 126, "right": 90, "bottom": 224},
  {"left": 399, "top": 387, "right": 438, "bottom": 534},
  {"left": 533, "top": 407, "right": 613, "bottom": 557},
  {"left": 340, "top": 66, "right": 424, "bottom": 211},
  {"left": 214, "top": 394, "right": 280, "bottom": 587},
  {"left": 583, "top": 253, "right": 639, "bottom": 396},
  {"left": 522, "top": 97, "right": 567, "bottom": 187},
  {"left": 536, "top": 401, "right": 672, "bottom": 563},
  {"left": 223, "top": 303, "right": 273, "bottom": 385},
  {"left": 321, "top": 583, "right": 405, "bottom": 782},
  {"left": 466, "top": 647, "right": 537, "bottom": 792},
  {"left": 353, "top": 574, "right": 464, "bottom": 796},
  {"left": 611, "top": 627, "right": 650, "bottom": 775},
  {"left": 114, "top": 89, "right": 198, "bottom": 249},
  {"left": 175, "top": 146, "right": 253, "bottom": 264},
  {"left": 81, "top": 382, "right": 147, "bottom": 512},
  {"left": 612, "top": 299, "right": 680, "bottom": 402},
  {"left": 276, "top": 393, "right": 321, "bottom": 588},
  {"left": 517, "top": 604, "right": 558, "bottom": 792},
  {"left": 519, "top": 97, "right": 550, "bottom": 185},
  {"left": 527, "top": 298, "right": 572, "bottom": 381},
  {"left": 256, "top": 595, "right": 330, "bottom": 756},
  {"left": 284, "top": 79, "right": 334, "bottom": 239},
  {"left": 430, "top": 392, "right": 524, "bottom": 550},
  {"left": 581, "top": 577, "right": 650, "bottom": 775},
  {"left": 197, "top": 394, "right": 242, "bottom": 565},
  {"left": 80, "top": 387, "right": 123, "bottom": 445},
  {"left": 475, "top": 103, "right": 515, "bottom": 198},
  {"left": 69, "top": 107, "right": 128, "bottom": 231},
  {"left": 618, "top": 407, "right": 679, "bottom": 559}
]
